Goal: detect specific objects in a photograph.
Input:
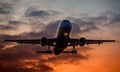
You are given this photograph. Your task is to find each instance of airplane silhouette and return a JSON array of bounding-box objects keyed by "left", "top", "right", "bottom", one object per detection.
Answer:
[{"left": 4, "top": 20, "right": 115, "bottom": 55}]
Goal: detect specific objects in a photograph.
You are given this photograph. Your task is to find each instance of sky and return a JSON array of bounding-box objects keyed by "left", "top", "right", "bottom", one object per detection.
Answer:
[{"left": 0, "top": 0, "right": 120, "bottom": 72}]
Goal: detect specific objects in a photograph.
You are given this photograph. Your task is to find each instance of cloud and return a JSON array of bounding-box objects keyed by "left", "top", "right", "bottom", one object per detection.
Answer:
[
  {"left": 0, "top": 46, "right": 90, "bottom": 72},
  {"left": 0, "top": 21, "right": 25, "bottom": 31},
  {"left": 0, "top": 10, "right": 120, "bottom": 38},
  {"left": 26, "top": 10, "right": 50, "bottom": 17},
  {"left": 0, "top": 2, "right": 14, "bottom": 23},
  {"left": 73, "top": 19, "right": 100, "bottom": 32},
  {"left": 0, "top": 20, "right": 46, "bottom": 35},
  {"left": 0, "top": 28, "right": 92, "bottom": 72},
  {"left": 1, "top": 10, "right": 120, "bottom": 37},
  {"left": 0, "top": 0, "right": 120, "bottom": 72},
  {"left": 0, "top": 25, "right": 15, "bottom": 30},
  {"left": 39, "top": 65, "right": 54, "bottom": 72},
  {"left": 0, "top": 7, "right": 120, "bottom": 71},
  {"left": 0, "top": 40, "right": 91, "bottom": 72},
  {"left": 0, "top": 3, "right": 13, "bottom": 14},
  {"left": 25, "top": 7, "right": 61, "bottom": 21},
  {"left": 0, "top": 66, "right": 35, "bottom": 72}
]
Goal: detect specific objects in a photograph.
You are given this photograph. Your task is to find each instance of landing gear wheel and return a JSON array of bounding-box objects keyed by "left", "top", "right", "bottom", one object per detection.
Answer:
[
  {"left": 46, "top": 46, "right": 52, "bottom": 54},
  {"left": 72, "top": 50, "right": 77, "bottom": 54},
  {"left": 72, "top": 44, "right": 77, "bottom": 54}
]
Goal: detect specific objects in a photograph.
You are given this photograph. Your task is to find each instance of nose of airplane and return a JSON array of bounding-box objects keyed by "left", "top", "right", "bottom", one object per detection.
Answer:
[
  {"left": 62, "top": 20, "right": 70, "bottom": 24},
  {"left": 61, "top": 20, "right": 71, "bottom": 27}
]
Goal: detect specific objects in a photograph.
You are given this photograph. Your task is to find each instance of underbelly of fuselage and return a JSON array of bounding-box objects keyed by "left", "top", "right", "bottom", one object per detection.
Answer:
[
  {"left": 53, "top": 48, "right": 64, "bottom": 55},
  {"left": 53, "top": 41, "right": 68, "bottom": 55}
]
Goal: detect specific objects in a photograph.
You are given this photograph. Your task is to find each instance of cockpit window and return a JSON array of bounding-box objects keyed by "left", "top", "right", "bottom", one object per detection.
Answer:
[
  {"left": 63, "top": 20, "right": 70, "bottom": 23},
  {"left": 63, "top": 20, "right": 69, "bottom": 22}
]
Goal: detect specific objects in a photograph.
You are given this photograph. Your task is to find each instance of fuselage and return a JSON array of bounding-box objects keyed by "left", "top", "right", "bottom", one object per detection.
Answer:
[{"left": 53, "top": 20, "right": 72, "bottom": 55}]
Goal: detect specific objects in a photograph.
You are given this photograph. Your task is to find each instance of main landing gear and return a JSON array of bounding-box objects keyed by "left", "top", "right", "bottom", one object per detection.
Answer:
[
  {"left": 64, "top": 44, "right": 77, "bottom": 54},
  {"left": 72, "top": 45, "right": 77, "bottom": 54},
  {"left": 36, "top": 45, "right": 77, "bottom": 54}
]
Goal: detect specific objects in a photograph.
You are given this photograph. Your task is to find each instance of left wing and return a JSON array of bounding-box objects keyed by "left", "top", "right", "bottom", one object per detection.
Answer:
[
  {"left": 4, "top": 38, "right": 57, "bottom": 46},
  {"left": 4, "top": 39, "right": 41, "bottom": 44}
]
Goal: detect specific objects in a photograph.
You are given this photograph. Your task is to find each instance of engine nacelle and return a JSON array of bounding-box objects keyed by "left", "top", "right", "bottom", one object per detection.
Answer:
[
  {"left": 79, "top": 37, "right": 86, "bottom": 46},
  {"left": 41, "top": 37, "right": 47, "bottom": 46}
]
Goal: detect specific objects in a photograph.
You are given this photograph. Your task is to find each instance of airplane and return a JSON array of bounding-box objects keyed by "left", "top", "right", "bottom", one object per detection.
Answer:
[{"left": 4, "top": 20, "right": 115, "bottom": 55}]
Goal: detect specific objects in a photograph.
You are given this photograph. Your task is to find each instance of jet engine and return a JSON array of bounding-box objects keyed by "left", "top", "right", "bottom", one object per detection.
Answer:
[
  {"left": 41, "top": 37, "right": 47, "bottom": 46},
  {"left": 79, "top": 37, "right": 86, "bottom": 46}
]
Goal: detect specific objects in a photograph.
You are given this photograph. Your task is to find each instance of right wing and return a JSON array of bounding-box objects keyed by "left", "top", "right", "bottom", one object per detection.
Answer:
[
  {"left": 86, "top": 40, "right": 115, "bottom": 44},
  {"left": 68, "top": 37, "right": 115, "bottom": 46}
]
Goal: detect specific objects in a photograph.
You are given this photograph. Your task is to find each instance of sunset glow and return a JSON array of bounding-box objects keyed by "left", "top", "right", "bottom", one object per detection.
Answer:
[{"left": 0, "top": 0, "right": 120, "bottom": 72}]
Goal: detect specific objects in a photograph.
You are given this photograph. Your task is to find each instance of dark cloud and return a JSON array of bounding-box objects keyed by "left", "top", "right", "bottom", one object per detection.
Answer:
[
  {"left": 0, "top": 20, "right": 25, "bottom": 32},
  {"left": 0, "top": 25, "right": 15, "bottom": 30},
  {"left": 44, "top": 18, "right": 99, "bottom": 37},
  {"left": 25, "top": 7, "right": 60, "bottom": 19},
  {"left": 0, "top": 66, "right": 35, "bottom": 72},
  {"left": 0, "top": 34, "right": 22, "bottom": 40},
  {"left": 71, "top": 22, "right": 81, "bottom": 36},
  {"left": 109, "top": 13, "right": 120, "bottom": 24},
  {"left": 39, "top": 65, "right": 54, "bottom": 72},
  {"left": 26, "top": 10, "right": 50, "bottom": 17},
  {"left": 0, "top": 40, "right": 90, "bottom": 72},
  {"left": 9, "top": 20, "right": 23, "bottom": 24},
  {"left": 0, "top": 47, "right": 36, "bottom": 72},
  {"left": 0, "top": 3, "right": 13, "bottom": 14},
  {"left": 0, "top": 2, "right": 13, "bottom": 23},
  {"left": 2, "top": 11, "right": 120, "bottom": 37},
  {"left": 90, "top": 11, "right": 120, "bottom": 25},
  {"left": 0, "top": 10, "right": 119, "bottom": 36},
  {"left": 24, "top": 7, "right": 61, "bottom": 24},
  {"left": 46, "top": 54, "right": 89, "bottom": 65},
  {"left": 0, "top": 31, "right": 91, "bottom": 72},
  {"left": 0, "top": 46, "right": 90, "bottom": 72},
  {"left": 19, "top": 31, "right": 52, "bottom": 39},
  {"left": 69, "top": 18, "right": 100, "bottom": 36},
  {"left": 45, "top": 20, "right": 61, "bottom": 35}
]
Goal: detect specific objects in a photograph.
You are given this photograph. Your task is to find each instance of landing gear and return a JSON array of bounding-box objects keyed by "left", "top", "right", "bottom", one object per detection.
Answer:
[
  {"left": 63, "top": 50, "right": 77, "bottom": 54},
  {"left": 72, "top": 44, "right": 77, "bottom": 54},
  {"left": 46, "top": 46, "right": 52, "bottom": 54},
  {"left": 63, "top": 44, "right": 77, "bottom": 54},
  {"left": 72, "top": 50, "right": 77, "bottom": 54}
]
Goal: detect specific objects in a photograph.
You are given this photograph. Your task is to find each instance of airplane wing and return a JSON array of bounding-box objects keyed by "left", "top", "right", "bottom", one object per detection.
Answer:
[
  {"left": 69, "top": 37, "right": 115, "bottom": 46},
  {"left": 86, "top": 40, "right": 115, "bottom": 44},
  {"left": 4, "top": 37, "right": 115, "bottom": 46},
  {"left": 4, "top": 39, "right": 41, "bottom": 44},
  {"left": 4, "top": 38, "right": 57, "bottom": 46}
]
